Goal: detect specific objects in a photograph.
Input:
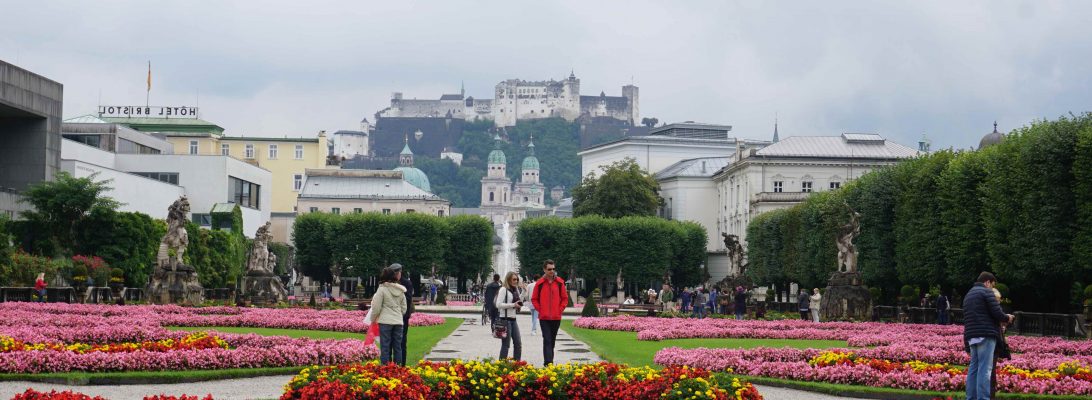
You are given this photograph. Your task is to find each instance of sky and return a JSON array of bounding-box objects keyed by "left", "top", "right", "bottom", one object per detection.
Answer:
[{"left": 2, "top": 0, "right": 1090, "bottom": 150}]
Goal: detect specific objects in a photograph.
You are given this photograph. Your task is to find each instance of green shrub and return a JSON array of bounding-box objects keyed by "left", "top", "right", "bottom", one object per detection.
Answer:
[{"left": 581, "top": 288, "right": 600, "bottom": 317}]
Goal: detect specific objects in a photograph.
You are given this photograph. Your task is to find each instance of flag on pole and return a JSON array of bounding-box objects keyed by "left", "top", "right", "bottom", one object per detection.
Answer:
[{"left": 146, "top": 61, "right": 152, "bottom": 92}]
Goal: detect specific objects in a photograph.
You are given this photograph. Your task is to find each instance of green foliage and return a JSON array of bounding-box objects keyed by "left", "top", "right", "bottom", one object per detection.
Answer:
[
  {"left": 744, "top": 114, "right": 1092, "bottom": 311},
  {"left": 517, "top": 216, "right": 705, "bottom": 294},
  {"left": 293, "top": 212, "right": 336, "bottom": 283},
  {"left": 899, "top": 284, "right": 919, "bottom": 306},
  {"left": 414, "top": 156, "right": 484, "bottom": 207},
  {"left": 0, "top": 215, "right": 13, "bottom": 278},
  {"left": 210, "top": 204, "right": 243, "bottom": 234},
  {"left": 4, "top": 250, "right": 64, "bottom": 286},
  {"left": 18, "top": 172, "right": 120, "bottom": 257},
  {"left": 581, "top": 288, "right": 600, "bottom": 317},
  {"left": 572, "top": 158, "right": 662, "bottom": 218},
  {"left": 75, "top": 209, "right": 163, "bottom": 287},
  {"left": 268, "top": 242, "right": 293, "bottom": 276},
  {"left": 443, "top": 215, "right": 493, "bottom": 292},
  {"left": 184, "top": 221, "right": 246, "bottom": 288},
  {"left": 994, "top": 282, "right": 1010, "bottom": 299}
]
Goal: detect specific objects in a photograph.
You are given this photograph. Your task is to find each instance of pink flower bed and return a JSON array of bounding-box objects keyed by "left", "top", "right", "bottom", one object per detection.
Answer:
[
  {"left": 0, "top": 303, "right": 449, "bottom": 373},
  {"left": 577, "top": 316, "right": 1092, "bottom": 396}
]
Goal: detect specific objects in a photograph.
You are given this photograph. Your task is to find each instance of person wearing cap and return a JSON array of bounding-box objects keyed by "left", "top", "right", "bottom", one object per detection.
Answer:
[{"left": 371, "top": 264, "right": 408, "bottom": 365}]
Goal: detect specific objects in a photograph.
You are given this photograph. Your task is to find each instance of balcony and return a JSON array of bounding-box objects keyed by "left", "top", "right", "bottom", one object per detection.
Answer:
[{"left": 751, "top": 192, "right": 811, "bottom": 205}]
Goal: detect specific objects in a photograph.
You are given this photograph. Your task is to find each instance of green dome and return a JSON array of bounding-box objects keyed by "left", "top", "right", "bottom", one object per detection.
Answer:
[
  {"left": 522, "top": 155, "right": 540, "bottom": 170},
  {"left": 488, "top": 149, "right": 507, "bottom": 165},
  {"left": 394, "top": 167, "right": 431, "bottom": 192}
]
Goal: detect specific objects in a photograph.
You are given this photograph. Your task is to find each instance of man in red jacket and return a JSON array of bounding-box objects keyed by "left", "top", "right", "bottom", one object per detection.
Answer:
[{"left": 531, "top": 259, "right": 568, "bottom": 366}]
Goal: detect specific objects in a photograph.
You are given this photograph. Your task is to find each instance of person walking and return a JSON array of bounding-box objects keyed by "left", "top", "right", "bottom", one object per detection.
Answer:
[
  {"left": 708, "top": 287, "right": 719, "bottom": 315},
  {"left": 484, "top": 274, "right": 501, "bottom": 325},
  {"left": 936, "top": 292, "right": 951, "bottom": 325},
  {"left": 692, "top": 288, "right": 707, "bottom": 318},
  {"left": 680, "top": 287, "right": 692, "bottom": 313},
  {"left": 531, "top": 260, "right": 567, "bottom": 366},
  {"left": 34, "top": 273, "right": 47, "bottom": 303},
  {"left": 733, "top": 286, "right": 747, "bottom": 320},
  {"left": 810, "top": 288, "right": 822, "bottom": 323},
  {"left": 798, "top": 289, "right": 810, "bottom": 321},
  {"left": 370, "top": 264, "right": 408, "bottom": 365},
  {"left": 495, "top": 272, "right": 524, "bottom": 360},
  {"left": 963, "top": 272, "right": 1014, "bottom": 400},
  {"left": 660, "top": 284, "right": 675, "bottom": 312},
  {"left": 526, "top": 274, "right": 539, "bottom": 335},
  {"left": 397, "top": 265, "right": 415, "bottom": 366}
]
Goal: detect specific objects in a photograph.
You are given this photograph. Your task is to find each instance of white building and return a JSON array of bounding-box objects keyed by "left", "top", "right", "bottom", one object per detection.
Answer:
[
  {"left": 479, "top": 134, "right": 547, "bottom": 225},
  {"left": 654, "top": 156, "right": 730, "bottom": 253},
  {"left": 713, "top": 133, "right": 920, "bottom": 251},
  {"left": 578, "top": 122, "right": 769, "bottom": 178},
  {"left": 297, "top": 169, "right": 450, "bottom": 217},
  {"left": 332, "top": 129, "right": 369, "bottom": 160},
  {"left": 60, "top": 122, "right": 273, "bottom": 236}
]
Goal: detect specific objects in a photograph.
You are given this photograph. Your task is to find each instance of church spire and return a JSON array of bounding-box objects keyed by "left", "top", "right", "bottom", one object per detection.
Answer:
[
  {"left": 399, "top": 133, "right": 414, "bottom": 166},
  {"left": 527, "top": 133, "right": 535, "bottom": 156},
  {"left": 772, "top": 118, "right": 780, "bottom": 143}
]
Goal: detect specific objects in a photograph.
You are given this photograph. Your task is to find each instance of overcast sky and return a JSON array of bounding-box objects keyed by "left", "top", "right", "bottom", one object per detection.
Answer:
[{"left": 2, "top": 1, "right": 1090, "bottom": 150}]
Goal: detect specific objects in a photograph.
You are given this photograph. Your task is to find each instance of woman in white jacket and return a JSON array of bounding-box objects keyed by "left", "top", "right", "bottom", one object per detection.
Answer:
[
  {"left": 495, "top": 271, "right": 524, "bottom": 360},
  {"left": 810, "top": 288, "right": 822, "bottom": 323},
  {"left": 370, "top": 264, "right": 408, "bottom": 364}
]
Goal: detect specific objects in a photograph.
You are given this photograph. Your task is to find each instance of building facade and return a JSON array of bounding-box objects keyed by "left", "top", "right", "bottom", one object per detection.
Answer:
[
  {"left": 713, "top": 133, "right": 920, "bottom": 248},
  {"left": 297, "top": 169, "right": 450, "bottom": 217},
  {"left": 479, "top": 134, "right": 547, "bottom": 225},
  {"left": 375, "top": 72, "right": 638, "bottom": 127},
  {"left": 0, "top": 60, "right": 63, "bottom": 218},
  {"left": 654, "top": 157, "right": 730, "bottom": 253}
]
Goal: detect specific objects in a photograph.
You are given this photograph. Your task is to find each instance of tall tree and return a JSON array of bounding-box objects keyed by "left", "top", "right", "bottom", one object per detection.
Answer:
[
  {"left": 937, "top": 150, "right": 989, "bottom": 292},
  {"left": 572, "top": 158, "right": 662, "bottom": 218},
  {"left": 19, "top": 172, "right": 120, "bottom": 257},
  {"left": 293, "top": 212, "right": 335, "bottom": 283},
  {"left": 443, "top": 215, "right": 493, "bottom": 292},
  {"left": 893, "top": 151, "right": 954, "bottom": 289}
]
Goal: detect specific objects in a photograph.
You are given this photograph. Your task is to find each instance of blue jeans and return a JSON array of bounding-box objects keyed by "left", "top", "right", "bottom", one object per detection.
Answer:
[
  {"left": 966, "top": 337, "right": 997, "bottom": 400},
  {"left": 498, "top": 317, "right": 522, "bottom": 360},
  {"left": 938, "top": 310, "right": 950, "bottom": 325},
  {"left": 379, "top": 324, "right": 404, "bottom": 365},
  {"left": 530, "top": 308, "right": 539, "bottom": 333},
  {"left": 692, "top": 304, "right": 705, "bottom": 318}
]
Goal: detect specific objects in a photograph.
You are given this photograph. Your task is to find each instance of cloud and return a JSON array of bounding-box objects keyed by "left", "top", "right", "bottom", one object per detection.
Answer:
[{"left": 1, "top": 0, "right": 1089, "bottom": 150}]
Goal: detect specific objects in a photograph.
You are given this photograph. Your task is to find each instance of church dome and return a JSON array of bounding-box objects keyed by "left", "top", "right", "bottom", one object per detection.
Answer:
[
  {"left": 978, "top": 122, "right": 1004, "bottom": 150},
  {"left": 488, "top": 149, "right": 507, "bottom": 165},
  {"left": 522, "top": 155, "right": 540, "bottom": 170},
  {"left": 394, "top": 166, "right": 431, "bottom": 193}
]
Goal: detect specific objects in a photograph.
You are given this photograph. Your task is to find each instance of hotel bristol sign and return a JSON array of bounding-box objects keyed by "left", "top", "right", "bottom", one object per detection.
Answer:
[{"left": 97, "top": 106, "right": 199, "bottom": 118}]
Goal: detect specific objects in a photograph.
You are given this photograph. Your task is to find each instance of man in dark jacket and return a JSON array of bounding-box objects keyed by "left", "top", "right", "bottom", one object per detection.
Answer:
[
  {"left": 395, "top": 264, "right": 415, "bottom": 366},
  {"left": 936, "top": 292, "right": 951, "bottom": 325},
  {"left": 963, "top": 272, "right": 1014, "bottom": 400},
  {"left": 484, "top": 274, "right": 501, "bottom": 324},
  {"left": 798, "top": 289, "right": 810, "bottom": 321}
]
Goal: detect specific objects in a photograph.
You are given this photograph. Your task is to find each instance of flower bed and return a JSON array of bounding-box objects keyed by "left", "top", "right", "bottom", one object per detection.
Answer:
[
  {"left": 570, "top": 317, "right": 1092, "bottom": 396},
  {"left": 11, "top": 389, "right": 213, "bottom": 400},
  {"left": 0, "top": 303, "right": 455, "bottom": 373},
  {"left": 281, "top": 360, "right": 763, "bottom": 400}
]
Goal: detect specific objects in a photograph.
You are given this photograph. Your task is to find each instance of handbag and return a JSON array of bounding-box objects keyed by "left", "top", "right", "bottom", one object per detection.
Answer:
[{"left": 492, "top": 319, "right": 508, "bottom": 339}]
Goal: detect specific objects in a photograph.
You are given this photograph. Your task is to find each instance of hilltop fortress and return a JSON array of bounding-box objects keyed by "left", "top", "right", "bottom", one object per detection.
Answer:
[{"left": 376, "top": 72, "right": 639, "bottom": 127}]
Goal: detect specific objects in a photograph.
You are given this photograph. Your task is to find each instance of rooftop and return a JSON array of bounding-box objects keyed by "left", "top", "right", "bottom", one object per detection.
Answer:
[
  {"left": 654, "top": 157, "right": 732, "bottom": 180},
  {"left": 580, "top": 135, "right": 754, "bottom": 153},
  {"left": 753, "top": 134, "right": 919, "bottom": 159},
  {"left": 64, "top": 114, "right": 227, "bottom": 136},
  {"left": 649, "top": 122, "right": 733, "bottom": 137},
  {"left": 219, "top": 136, "right": 319, "bottom": 143},
  {"left": 300, "top": 169, "right": 445, "bottom": 201}
]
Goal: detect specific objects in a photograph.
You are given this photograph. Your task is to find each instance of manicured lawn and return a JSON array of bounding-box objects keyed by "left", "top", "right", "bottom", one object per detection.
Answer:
[
  {"left": 0, "top": 318, "right": 464, "bottom": 385},
  {"left": 168, "top": 317, "right": 464, "bottom": 364},
  {"left": 560, "top": 319, "right": 845, "bottom": 368}
]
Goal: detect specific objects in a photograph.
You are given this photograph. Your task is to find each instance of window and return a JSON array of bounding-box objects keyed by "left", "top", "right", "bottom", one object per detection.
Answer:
[
  {"left": 353, "top": 208, "right": 363, "bottom": 213},
  {"left": 221, "top": 143, "right": 230, "bottom": 156},
  {"left": 309, "top": 207, "right": 318, "bottom": 213},
  {"left": 245, "top": 144, "right": 255, "bottom": 159},
  {"left": 268, "top": 144, "right": 278, "bottom": 159},
  {"left": 489, "top": 192, "right": 494, "bottom": 202},
  {"left": 802, "top": 181, "right": 813, "bottom": 193},
  {"left": 437, "top": 210, "right": 445, "bottom": 217},
  {"left": 830, "top": 182, "right": 841, "bottom": 190},
  {"left": 382, "top": 209, "right": 391, "bottom": 215},
  {"left": 188, "top": 140, "right": 198, "bottom": 155},
  {"left": 295, "top": 145, "right": 304, "bottom": 159},
  {"left": 229, "top": 176, "right": 261, "bottom": 209},
  {"left": 132, "top": 172, "right": 179, "bottom": 185},
  {"left": 331, "top": 207, "right": 340, "bottom": 215},
  {"left": 191, "top": 213, "right": 211, "bottom": 226},
  {"left": 293, "top": 174, "right": 303, "bottom": 191},
  {"left": 773, "top": 181, "right": 783, "bottom": 193},
  {"left": 406, "top": 209, "right": 415, "bottom": 213}
]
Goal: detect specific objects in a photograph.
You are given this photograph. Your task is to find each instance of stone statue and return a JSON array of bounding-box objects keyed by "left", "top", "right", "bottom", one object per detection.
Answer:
[
  {"left": 247, "top": 222, "right": 274, "bottom": 274},
  {"left": 146, "top": 196, "right": 203, "bottom": 305},
  {"left": 722, "top": 233, "right": 746, "bottom": 276},
  {"left": 615, "top": 269, "right": 626, "bottom": 304},
  {"left": 242, "top": 221, "right": 287, "bottom": 303},
  {"left": 157, "top": 196, "right": 190, "bottom": 271},
  {"left": 836, "top": 202, "right": 861, "bottom": 273}
]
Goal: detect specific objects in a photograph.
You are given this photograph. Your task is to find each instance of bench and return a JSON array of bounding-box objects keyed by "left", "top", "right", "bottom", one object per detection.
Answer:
[{"left": 614, "top": 304, "right": 659, "bottom": 317}]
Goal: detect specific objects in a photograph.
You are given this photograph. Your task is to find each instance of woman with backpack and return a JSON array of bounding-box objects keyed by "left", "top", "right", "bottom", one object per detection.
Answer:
[{"left": 495, "top": 271, "right": 525, "bottom": 360}]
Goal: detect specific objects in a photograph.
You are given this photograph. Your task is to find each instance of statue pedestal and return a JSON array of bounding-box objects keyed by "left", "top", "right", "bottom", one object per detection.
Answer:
[
  {"left": 819, "top": 272, "right": 872, "bottom": 321},
  {"left": 243, "top": 270, "right": 287, "bottom": 305},
  {"left": 145, "top": 263, "right": 204, "bottom": 305}
]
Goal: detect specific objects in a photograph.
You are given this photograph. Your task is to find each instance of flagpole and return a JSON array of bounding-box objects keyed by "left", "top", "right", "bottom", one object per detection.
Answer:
[{"left": 146, "top": 61, "right": 151, "bottom": 108}]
